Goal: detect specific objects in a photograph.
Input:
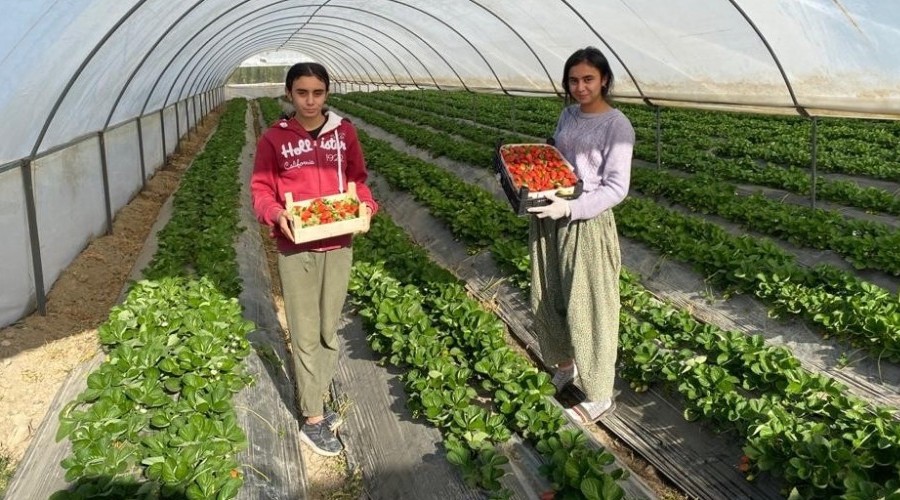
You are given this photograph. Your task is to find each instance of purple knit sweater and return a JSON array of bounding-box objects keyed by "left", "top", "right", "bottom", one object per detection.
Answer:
[{"left": 553, "top": 105, "right": 635, "bottom": 221}]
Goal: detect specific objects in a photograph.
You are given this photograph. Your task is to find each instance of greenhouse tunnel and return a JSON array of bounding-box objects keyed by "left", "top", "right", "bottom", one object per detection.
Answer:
[
  {"left": 3, "top": 1, "right": 900, "bottom": 500},
  {"left": 1, "top": 0, "right": 899, "bottom": 329}
]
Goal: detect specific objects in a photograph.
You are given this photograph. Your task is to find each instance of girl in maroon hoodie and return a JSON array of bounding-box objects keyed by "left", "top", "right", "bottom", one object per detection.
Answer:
[{"left": 251, "top": 62, "right": 377, "bottom": 456}]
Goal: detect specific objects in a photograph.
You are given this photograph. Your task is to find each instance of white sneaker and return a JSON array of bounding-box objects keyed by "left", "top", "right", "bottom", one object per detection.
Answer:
[{"left": 565, "top": 398, "right": 616, "bottom": 424}]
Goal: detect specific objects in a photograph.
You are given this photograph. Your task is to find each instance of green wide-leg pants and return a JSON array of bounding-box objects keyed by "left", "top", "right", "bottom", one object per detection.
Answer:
[
  {"left": 530, "top": 211, "right": 621, "bottom": 401},
  {"left": 278, "top": 247, "right": 352, "bottom": 417}
]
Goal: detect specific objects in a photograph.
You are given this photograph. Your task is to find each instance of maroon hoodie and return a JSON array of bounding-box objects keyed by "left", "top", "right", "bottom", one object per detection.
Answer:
[{"left": 251, "top": 110, "right": 378, "bottom": 253}]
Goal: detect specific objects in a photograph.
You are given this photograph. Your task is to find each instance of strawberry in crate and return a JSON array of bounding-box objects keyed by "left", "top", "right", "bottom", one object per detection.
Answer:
[
  {"left": 501, "top": 144, "right": 578, "bottom": 192},
  {"left": 494, "top": 143, "right": 583, "bottom": 215},
  {"left": 292, "top": 196, "right": 360, "bottom": 227},
  {"left": 283, "top": 182, "right": 370, "bottom": 244}
]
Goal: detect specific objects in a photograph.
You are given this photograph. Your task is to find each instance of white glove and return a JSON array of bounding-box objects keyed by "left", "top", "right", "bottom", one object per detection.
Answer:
[{"left": 527, "top": 192, "right": 570, "bottom": 220}]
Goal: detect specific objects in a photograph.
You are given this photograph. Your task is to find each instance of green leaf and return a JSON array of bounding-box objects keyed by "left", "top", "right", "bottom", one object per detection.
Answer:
[
  {"left": 600, "top": 474, "right": 625, "bottom": 500},
  {"left": 217, "top": 477, "right": 243, "bottom": 500},
  {"left": 164, "top": 377, "right": 182, "bottom": 393},
  {"left": 63, "top": 464, "right": 84, "bottom": 483},
  {"left": 447, "top": 449, "right": 468, "bottom": 466},
  {"left": 182, "top": 373, "right": 206, "bottom": 389},
  {"left": 161, "top": 457, "right": 181, "bottom": 484},
  {"left": 581, "top": 476, "right": 603, "bottom": 500},
  {"left": 55, "top": 418, "right": 76, "bottom": 442},
  {"left": 142, "top": 455, "right": 166, "bottom": 466},
  {"left": 186, "top": 483, "right": 206, "bottom": 500},
  {"left": 560, "top": 430, "right": 576, "bottom": 450},
  {"left": 564, "top": 457, "right": 582, "bottom": 486}
]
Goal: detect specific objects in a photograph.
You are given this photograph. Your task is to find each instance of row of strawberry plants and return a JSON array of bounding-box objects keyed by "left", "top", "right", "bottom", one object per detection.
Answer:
[
  {"left": 327, "top": 96, "right": 492, "bottom": 166},
  {"left": 378, "top": 92, "right": 900, "bottom": 215},
  {"left": 352, "top": 126, "right": 900, "bottom": 499},
  {"left": 645, "top": 143, "right": 900, "bottom": 217},
  {"left": 410, "top": 89, "right": 900, "bottom": 182},
  {"left": 357, "top": 91, "right": 540, "bottom": 142},
  {"left": 334, "top": 94, "right": 900, "bottom": 276},
  {"left": 629, "top": 168, "right": 900, "bottom": 275},
  {"left": 388, "top": 90, "right": 559, "bottom": 139},
  {"left": 618, "top": 289, "right": 900, "bottom": 499},
  {"left": 388, "top": 90, "right": 900, "bottom": 216},
  {"left": 665, "top": 110, "right": 899, "bottom": 181},
  {"left": 349, "top": 214, "right": 628, "bottom": 499},
  {"left": 52, "top": 100, "right": 254, "bottom": 500},
  {"left": 257, "top": 96, "right": 283, "bottom": 124},
  {"left": 615, "top": 197, "right": 900, "bottom": 361},
  {"left": 345, "top": 95, "right": 532, "bottom": 146},
  {"left": 329, "top": 97, "right": 900, "bottom": 362}
]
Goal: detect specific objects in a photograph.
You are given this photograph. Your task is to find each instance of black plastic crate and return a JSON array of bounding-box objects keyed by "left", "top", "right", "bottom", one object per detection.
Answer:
[{"left": 493, "top": 143, "right": 583, "bottom": 216}]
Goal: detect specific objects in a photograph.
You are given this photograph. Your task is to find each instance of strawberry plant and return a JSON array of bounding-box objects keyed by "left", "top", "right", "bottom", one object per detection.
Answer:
[{"left": 536, "top": 431, "right": 626, "bottom": 500}]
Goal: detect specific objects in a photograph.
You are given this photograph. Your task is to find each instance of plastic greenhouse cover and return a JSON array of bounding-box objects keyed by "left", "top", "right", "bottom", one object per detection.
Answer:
[{"left": 1, "top": 0, "right": 899, "bottom": 165}]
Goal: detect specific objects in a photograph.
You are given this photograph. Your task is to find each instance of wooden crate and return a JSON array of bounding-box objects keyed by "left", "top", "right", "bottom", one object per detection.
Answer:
[
  {"left": 493, "top": 143, "right": 582, "bottom": 216},
  {"left": 285, "top": 182, "right": 370, "bottom": 244}
]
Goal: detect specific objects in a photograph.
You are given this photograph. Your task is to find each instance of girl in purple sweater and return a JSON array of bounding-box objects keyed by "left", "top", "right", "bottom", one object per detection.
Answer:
[{"left": 527, "top": 47, "right": 635, "bottom": 424}]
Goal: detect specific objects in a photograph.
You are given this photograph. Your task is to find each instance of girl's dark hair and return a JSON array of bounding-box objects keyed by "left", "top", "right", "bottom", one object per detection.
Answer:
[
  {"left": 285, "top": 62, "right": 330, "bottom": 91},
  {"left": 562, "top": 46, "right": 614, "bottom": 99}
]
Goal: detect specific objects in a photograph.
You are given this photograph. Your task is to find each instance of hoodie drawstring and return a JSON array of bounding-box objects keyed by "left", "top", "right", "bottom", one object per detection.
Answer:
[{"left": 335, "top": 129, "right": 344, "bottom": 194}]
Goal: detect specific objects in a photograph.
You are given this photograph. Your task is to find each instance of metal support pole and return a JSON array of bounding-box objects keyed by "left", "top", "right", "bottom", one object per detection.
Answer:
[
  {"left": 193, "top": 95, "right": 199, "bottom": 131},
  {"left": 810, "top": 116, "right": 818, "bottom": 209},
  {"left": 21, "top": 160, "right": 47, "bottom": 314},
  {"left": 185, "top": 99, "right": 192, "bottom": 138},
  {"left": 160, "top": 109, "right": 167, "bottom": 162},
  {"left": 98, "top": 131, "right": 113, "bottom": 235},
  {"left": 137, "top": 116, "right": 147, "bottom": 187},
  {"left": 175, "top": 101, "right": 181, "bottom": 151}
]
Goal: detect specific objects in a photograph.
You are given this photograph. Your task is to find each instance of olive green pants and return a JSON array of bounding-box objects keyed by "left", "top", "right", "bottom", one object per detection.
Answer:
[
  {"left": 278, "top": 247, "right": 352, "bottom": 417},
  {"left": 530, "top": 210, "right": 621, "bottom": 401}
]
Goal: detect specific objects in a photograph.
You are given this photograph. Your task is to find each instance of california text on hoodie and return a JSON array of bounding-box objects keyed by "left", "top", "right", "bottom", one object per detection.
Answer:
[{"left": 251, "top": 110, "right": 378, "bottom": 253}]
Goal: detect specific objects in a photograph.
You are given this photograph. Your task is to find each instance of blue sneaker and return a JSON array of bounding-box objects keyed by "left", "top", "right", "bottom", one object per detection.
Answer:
[{"left": 300, "top": 420, "right": 343, "bottom": 456}]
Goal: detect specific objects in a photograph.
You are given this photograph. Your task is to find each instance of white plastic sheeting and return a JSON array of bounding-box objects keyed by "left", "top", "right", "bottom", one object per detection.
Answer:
[
  {"left": 2, "top": 0, "right": 898, "bottom": 165},
  {"left": 0, "top": 99, "right": 198, "bottom": 328},
  {"left": 0, "top": 0, "right": 898, "bottom": 327},
  {"left": 0, "top": 167, "right": 33, "bottom": 326}
]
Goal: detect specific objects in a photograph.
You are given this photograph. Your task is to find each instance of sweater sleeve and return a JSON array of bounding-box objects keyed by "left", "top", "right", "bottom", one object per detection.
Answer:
[
  {"left": 568, "top": 118, "right": 635, "bottom": 221},
  {"left": 343, "top": 124, "right": 379, "bottom": 216},
  {"left": 250, "top": 134, "right": 285, "bottom": 226}
]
